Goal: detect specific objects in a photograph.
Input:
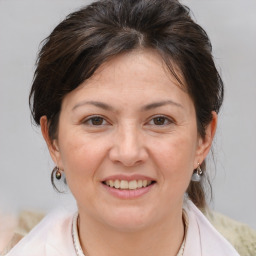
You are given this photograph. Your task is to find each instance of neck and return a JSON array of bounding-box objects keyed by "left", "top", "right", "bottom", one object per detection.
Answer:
[{"left": 77, "top": 209, "right": 184, "bottom": 256}]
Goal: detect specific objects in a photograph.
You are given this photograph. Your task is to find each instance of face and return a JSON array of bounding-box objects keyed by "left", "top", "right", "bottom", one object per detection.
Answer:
[{"left": 43, "top": 49, "right": 214, "bottom": 232}]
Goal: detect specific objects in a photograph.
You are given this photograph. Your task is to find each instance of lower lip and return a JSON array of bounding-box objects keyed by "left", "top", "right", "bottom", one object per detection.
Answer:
[{"left": 102, "top": 183, "right": 155, "bottom": 199}]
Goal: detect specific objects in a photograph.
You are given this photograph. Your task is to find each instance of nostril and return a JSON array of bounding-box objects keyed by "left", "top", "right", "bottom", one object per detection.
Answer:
[{"left": 108, "top": 141, "right": 148, "bottom": 167}]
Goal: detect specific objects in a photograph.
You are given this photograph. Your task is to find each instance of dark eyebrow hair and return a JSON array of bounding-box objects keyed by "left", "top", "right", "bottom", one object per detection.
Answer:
[
  {"left": 72, "top": 101, "right": 114, "bottom": 111},
  {"left": 72, "top": 100, "right": 183, "bottom": 111},
  {"left": 141, "top": 100, "right": 183, "bottom": 111}
]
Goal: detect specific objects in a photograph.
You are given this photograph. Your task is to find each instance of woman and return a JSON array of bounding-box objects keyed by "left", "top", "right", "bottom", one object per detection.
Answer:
[{"left": 6, "top": 0, "right": 240, "bottom": 255}]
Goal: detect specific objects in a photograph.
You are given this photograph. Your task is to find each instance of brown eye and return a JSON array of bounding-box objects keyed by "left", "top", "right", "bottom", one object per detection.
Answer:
[
  {"left": 83, "top": 116, "right": 107, "bottom": 126},
  {"left": 91, "top": 117, "right": 104, "bottom": 125},
  {"left": 152, "top": 116, "right": 169, "bottom": 125}
]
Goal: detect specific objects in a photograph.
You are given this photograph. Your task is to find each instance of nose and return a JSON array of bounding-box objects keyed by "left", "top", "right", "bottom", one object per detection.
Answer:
[{"left": 109, "top": 123, "right": 148, "bottom": 167}]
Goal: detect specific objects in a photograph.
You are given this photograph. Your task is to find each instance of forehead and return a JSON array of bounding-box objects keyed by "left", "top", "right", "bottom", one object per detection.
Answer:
[
  {"left": 61, "top": 49, "right": 191, "bottom": 111},
  {"left": 90, "top": 49, "right": 185, "bottom": 89}
]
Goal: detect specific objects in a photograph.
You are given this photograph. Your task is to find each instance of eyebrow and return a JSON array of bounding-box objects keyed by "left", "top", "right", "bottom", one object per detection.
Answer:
[
  {"left": 72, "top": 101, "right": 115, "bottom": 111},
  {"left": 72, "top": 100, "right": 183, "bottom": 112},
  {"left": 141, "top": 100, "right": 183, "bottom": 111}
]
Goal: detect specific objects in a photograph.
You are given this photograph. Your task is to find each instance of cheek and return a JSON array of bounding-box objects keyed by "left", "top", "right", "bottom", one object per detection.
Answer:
[
  {"left": 57, "top": 130, "right": 107, "bottom": 184},
  {"left": 150, "top": 133, "right": 197, "bottom": 183}
]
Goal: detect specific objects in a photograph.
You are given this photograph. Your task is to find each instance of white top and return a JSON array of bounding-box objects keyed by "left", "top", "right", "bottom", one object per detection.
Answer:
[{"left": 5, "top": 200, "right": 240, "bottom": 256}]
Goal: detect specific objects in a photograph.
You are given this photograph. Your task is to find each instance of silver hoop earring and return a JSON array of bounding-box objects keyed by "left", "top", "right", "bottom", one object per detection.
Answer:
[
  {"left": 191, "top": 163, "right": 203, "bottom": 182},
  {"left": 51, "top": 166, "right": 67, "bottom": 192},
  {"left": 56, "top": 167, "right": 62, "bottom": 180},
  {"left": 52, "top": 166, "right": 62, "bottom": 180}
]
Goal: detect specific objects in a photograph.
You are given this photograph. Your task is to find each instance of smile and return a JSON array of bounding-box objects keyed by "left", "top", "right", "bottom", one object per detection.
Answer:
[{"left": 103, "top": 180, "right": 155, "bottom": 190}]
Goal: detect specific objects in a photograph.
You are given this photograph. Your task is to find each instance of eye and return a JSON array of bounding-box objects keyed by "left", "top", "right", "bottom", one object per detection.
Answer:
[
  {"left": 83, "top": 116, "right": 108, "bottom": 126},
  {"left": 148, "top": 116, "right": 173, "bottom": 126}
]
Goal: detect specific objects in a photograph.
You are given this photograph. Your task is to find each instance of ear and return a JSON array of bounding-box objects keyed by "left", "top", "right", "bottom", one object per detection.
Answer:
[
  {"left": 194, "top": 111, "right": 218, "bottom": 168},
  {"left": 40, "top": 116, "right": 62, "bottom": 168}
]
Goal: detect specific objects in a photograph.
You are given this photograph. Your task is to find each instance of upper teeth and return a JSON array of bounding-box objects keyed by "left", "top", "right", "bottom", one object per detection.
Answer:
[{"left": 105, "top": 180, "right": 153, "bottom": 190}]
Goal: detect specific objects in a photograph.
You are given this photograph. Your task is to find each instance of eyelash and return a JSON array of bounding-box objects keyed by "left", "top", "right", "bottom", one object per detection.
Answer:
[
  {"left": 82, "top": 115, "right": 108, "bottom": 126},
  {"left": 147, "top": 115, "right": 174, "bottom": 126},
  {"left": 82, "top": 115, "right": 174, "bottom": 127}
]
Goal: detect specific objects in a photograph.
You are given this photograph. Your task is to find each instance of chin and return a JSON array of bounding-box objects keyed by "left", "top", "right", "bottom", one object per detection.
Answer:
[{"left": 99, "top": 206, "right": 157, "bottom": 232}]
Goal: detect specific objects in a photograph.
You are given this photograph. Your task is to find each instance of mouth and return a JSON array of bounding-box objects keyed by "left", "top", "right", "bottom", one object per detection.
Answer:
[{"left": 102, "top": 179, "right": 156, "bottom": 190}]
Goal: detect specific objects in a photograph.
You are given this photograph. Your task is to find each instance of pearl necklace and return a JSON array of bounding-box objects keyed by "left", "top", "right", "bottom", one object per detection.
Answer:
[
  {"left": 72, "top": 212, "right": 186, "bottom": 256},
  {"left": 72, "top": 212, "right": 85, "bottom": 256},
  {"left": 177, "top": 239, "right": 185, "bottom": 256}
]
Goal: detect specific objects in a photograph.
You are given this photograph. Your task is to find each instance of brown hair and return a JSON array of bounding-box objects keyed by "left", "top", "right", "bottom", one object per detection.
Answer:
[{"left": 29, "top": 0, "right": 224, "bottom": 208}]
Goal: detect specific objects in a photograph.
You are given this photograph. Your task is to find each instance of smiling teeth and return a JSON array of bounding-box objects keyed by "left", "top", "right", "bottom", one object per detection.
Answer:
[{"left": 105, "top": 180, "right": 153, "bottom": 190}]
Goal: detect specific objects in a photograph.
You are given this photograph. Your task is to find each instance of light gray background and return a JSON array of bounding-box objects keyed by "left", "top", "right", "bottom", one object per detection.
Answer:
[{"left": 0, "top": 0, "right": 255, "bottom": 229}]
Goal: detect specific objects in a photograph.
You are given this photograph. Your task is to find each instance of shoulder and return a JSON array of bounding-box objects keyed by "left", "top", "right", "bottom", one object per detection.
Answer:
[
  {"left": 184, "top": 200, "right": 240, "bottom": 256},
  {"left": 4, "top": 208, "right": 76, "bottom": 256},
  {"left": 207, "top": 211, "right": 256, "bottom": 256}
]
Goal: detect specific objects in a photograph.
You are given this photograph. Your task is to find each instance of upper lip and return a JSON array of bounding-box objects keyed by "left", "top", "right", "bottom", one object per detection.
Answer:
[{"left": 101, "top": 174, "right": 156, "bottom": 182}]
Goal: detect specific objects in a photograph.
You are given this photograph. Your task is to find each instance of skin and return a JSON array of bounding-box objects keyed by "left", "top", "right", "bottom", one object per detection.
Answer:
[{"left": 41, "top": 49, "right": 217, "bottom": 256}]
